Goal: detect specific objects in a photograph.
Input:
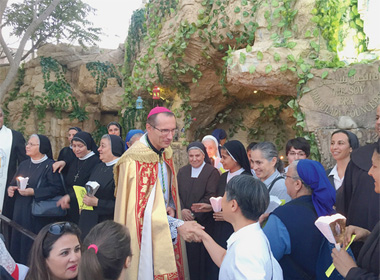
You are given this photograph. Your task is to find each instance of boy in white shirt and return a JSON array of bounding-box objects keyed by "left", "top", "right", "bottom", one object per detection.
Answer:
[{"left": 192, "top": 175, "right": 283, "bottom": 280}]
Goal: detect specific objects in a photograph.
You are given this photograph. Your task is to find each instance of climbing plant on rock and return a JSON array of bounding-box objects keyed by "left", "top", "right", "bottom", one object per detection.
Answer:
[
  {"left": 86, "top": 61, "right": 122, "bottom": 94},
  {"left": 4, "top": 57, "right": 89, "bottom": 134},
  {"left": 123, "top": 0, "right": 369, "bottom": 154}
]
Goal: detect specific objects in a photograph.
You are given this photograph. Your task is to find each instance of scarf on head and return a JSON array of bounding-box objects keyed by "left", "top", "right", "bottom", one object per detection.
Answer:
[
  {"left": 187, "top": 141, "right": 211, "bottom": 165},
  {"left": 297, "top": 159, "right": 336, "bottom": 217},
  {"left": 72, "top": 131, "right": 98, "bottom": 155},
  {"left": 212, "top": 129, "right": 227, "bottom": 144},
  {"left": 107, "top": 122, "right": 123, "bottom": 137},
  {"left": 35, "top": 134, "right": 53, "bottom": 159},
  {"left": 202, "top": 135, "right": 221, "bottom": 158},
  {"left": 223, "top": 140, "right": 251, "bottom": 174},
  {"left": 69, "top": 127, "right": 82, "bottom": 132},
  {"left": 108, "top": 134, "right": 125, "bottom": 157},
  {"left": 125, "top": 129, "right": 144, "bottom": 150}
]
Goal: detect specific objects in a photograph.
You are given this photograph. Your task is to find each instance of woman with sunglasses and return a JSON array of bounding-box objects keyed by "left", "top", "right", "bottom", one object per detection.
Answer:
[
  {"left": 7, "top": 134, "right": 65, "bottom": 265},
  {"left": 26, "top": 222, "right": 81, "bottom": 280}
]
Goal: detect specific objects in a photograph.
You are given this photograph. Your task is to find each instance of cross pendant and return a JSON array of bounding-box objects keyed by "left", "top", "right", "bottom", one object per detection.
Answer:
[{"left": 74, "top": 173, "right": 79, "bottom": 182}]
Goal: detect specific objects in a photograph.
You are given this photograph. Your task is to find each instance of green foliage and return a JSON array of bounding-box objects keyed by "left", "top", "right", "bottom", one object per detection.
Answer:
[
  {"left": 4, "top": 0, "right": 101, "bottom": 51},
  {"left": 121, "top": 107, "right": 147, "bottom": 137},
  {"left": 247, "top": 97, "right": 291, "bottom": 150},
  {"left": 92, "top": 120, "right": 108, "bottom": 145},
  {"left": 313, "top": 0, "right": 366, "bottom": 54},
  {"left": 123, "top": 8, "right": 147, "bottom": 77},
  {"left": 3, "top": 65, "right": 26, "bottom": 125},
  {"left": 69, "top": 99, "right": 88, "bottom": 122},
  {"left": 86, "top": 61, "right": 122, "bottom": 94},
  {"left": 287, "top": 99, "right": 320, "bottom": 161},
  {"left": 40, "top": 56, "right": 71, "bottom": 118},
  {"left": 122, "top": 0, "right": 369, "bottom": 153},
  {"left": 5, "top": 57, "right": 90, "bottom": 134}
]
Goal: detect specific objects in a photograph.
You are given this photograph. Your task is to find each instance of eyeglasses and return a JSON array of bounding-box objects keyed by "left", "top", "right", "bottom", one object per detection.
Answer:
[
  {"left": 152, "top": 126, "right": 178, "bottom": 136},
  {"left": 48, "top": 222, "right": 72, "bottom": 235},
  {"left": 26, "top": 142, "right": 39, "bottom": 147},
  {"left": 288, "top": 151, "right": 306, "bottom": 157},
  {"left": 284, "top": 173, "right": 300, "bottom": 180}
]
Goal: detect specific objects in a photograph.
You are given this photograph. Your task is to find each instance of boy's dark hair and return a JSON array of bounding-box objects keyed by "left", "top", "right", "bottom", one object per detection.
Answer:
[{"left": 226, "top": 175, "right": 269, "bottom": 221}]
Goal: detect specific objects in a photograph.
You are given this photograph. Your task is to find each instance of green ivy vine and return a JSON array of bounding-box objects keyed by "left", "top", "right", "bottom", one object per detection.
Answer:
[
  {"left": 3, "top": 65, "right": 25, "bottom": 127},
  {"left": 86, "top": 61, "right": 122, "bottom": 94},
  {"left": 123, "top": 0, "right": 369, "bottom": 155}
]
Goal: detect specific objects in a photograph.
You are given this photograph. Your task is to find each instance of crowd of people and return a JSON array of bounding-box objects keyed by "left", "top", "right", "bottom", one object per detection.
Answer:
[{"left": 0, "top": 104, "right": 379, "bottom": 280}]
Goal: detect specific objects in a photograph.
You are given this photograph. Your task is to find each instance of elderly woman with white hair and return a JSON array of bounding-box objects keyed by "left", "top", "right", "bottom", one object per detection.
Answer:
[
  {"left": 202, "top": 135, "right": 224, "bottom": 173},
  {"left": 7, "top": 134, "right": 65, "bottom": 264}
]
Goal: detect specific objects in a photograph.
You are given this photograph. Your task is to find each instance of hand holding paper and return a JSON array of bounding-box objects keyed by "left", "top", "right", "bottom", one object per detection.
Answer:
[
  {"left": 17, "top": 176, "right": 29, "bottom": 190},
  {"left": 315, "top": 213, "right": 347, "bottom": 250},
  {"left": 265, "top": 195, "right": 283, "bottom": 214},
  {"left": 209, "top": 196, "right": 222, "bottom": 212},
  {"left": 85, "top": 181, "right": 100, "bottom": 196},
  {"left": 73, "top": 185, "right": 93, "bottom": 211}
]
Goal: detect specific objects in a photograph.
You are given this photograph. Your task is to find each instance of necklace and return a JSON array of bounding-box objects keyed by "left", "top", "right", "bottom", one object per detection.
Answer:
[
  {"left": 159, "top": 158, "right": 167, "bottom": 202},
  {"left": 74, "top": 159, "right": 87, "bottom": 183}
]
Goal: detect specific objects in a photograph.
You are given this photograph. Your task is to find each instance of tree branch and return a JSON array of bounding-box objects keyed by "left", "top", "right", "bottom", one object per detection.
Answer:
[
  {"left": 0, "top": 0, "right": 13, "bottom": 64},
  {"left": 0, "top": 0, "right": 62, "bottom": 101}
]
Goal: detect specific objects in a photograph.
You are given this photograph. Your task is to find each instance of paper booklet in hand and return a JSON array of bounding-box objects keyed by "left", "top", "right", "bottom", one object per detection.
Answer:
[
  {"left": 85, "top": 181, "right": 100, "bottom": 196},
  {"left": 209, "top": 196, "right": 222, "bottom": 212},
  {"left": 314, "top": 213, "right": 346, "bottom": 251},
  {"left": 17, "top": 176, "right": 29, "bottom": 190},
  {"left": 265, "top": 195, "right": 282, "bottom": 214}
]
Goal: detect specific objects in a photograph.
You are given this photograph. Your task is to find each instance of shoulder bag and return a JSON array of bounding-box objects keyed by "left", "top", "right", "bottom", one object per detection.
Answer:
[{"left": 31, "top": 165, "right": 68, "bottom": 217}]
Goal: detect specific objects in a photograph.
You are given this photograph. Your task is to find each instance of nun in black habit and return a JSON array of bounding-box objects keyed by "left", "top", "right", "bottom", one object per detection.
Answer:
[
  {"left": 78, "top": 134, "right": 125, "bottom": 239},
  {"left": 57, "top": 131, "right": 100, "bottom": 224},
  {"left": 177, "top": 142, "right": 220, "bottom": 280},
  {"left": 7, "top": 134, "right": 65, "bottom": 265},
  {"left": 107, "top": 121, "right": 123, "bottom": 138},
  {"left": 53, "top": 127, "right": 82, "bottom": 176},
  {"left": 193, "top": 140, "right": 251, "bottom": 280}
]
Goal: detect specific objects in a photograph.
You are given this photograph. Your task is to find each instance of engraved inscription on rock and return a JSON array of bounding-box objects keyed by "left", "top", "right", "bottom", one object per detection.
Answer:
[{"left": 299, "top": 61, "right": 380, "bottom": 131}]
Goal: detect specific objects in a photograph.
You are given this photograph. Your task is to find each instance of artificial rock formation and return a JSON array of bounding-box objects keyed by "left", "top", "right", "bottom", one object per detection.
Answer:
[{"left": 4, "top": 44, "right": 125, "bottom": 158}]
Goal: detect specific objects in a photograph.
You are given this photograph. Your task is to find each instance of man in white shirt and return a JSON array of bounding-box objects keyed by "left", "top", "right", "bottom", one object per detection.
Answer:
[{"left": 191, "top": 175, "right": 283, "bottom": 280}]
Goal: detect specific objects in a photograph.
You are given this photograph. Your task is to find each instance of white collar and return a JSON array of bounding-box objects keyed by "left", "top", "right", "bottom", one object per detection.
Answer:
[
  {"left": 227, "top": 222, "right": 260, "bottom": 248},
  {"left": 79, "top": 151, "right": 95, "bottom": 160},
  {"left": 106, "top": 157, "right": 120, "bottom": 166},
  {"left": 31, "top": 154, "right": 48, "bottom": 164},
  {"left": 191, "top": 162, "right": 206, "bottom": 178},
  {"left": 329, "top": 164, "right": 339, "bottom": 177},
  {"left": 226, "top": 167, "right": 245, "bottom": 183}
]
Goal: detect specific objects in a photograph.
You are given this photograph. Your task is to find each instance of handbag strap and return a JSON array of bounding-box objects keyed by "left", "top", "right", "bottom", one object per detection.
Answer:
[
  {"left": 59, "top": 173, "right": 68, "bottom": 194},
  {"left": 34, "top": 164, "right": 49, "bottom": 190},
  {"left": 34, "top": 164, "right": 68, "bottom": 195}
]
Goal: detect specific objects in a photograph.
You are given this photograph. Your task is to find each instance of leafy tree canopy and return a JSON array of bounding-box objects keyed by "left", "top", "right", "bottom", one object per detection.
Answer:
[{"left": 4, "top": 0, "right": 101, "bottom": 58}]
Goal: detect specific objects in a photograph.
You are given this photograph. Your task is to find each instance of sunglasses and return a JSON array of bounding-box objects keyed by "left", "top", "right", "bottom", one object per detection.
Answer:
[{"left": 48, "top": 222, "right": 73, "bottom": 235}]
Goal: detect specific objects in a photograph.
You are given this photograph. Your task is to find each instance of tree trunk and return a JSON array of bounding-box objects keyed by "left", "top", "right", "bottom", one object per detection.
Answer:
[{"left": 0, "top": 0, "right": 61, "bottom": 102}]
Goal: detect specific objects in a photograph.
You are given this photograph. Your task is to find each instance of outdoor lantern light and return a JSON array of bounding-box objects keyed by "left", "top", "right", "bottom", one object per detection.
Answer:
[
  {"left": 136, "top": 96, "right": 143, "bottom": 109},
  {"left": 152, "top": 86, "right": 160, "bottom": 100}
]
